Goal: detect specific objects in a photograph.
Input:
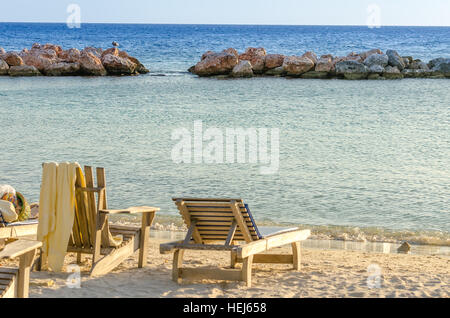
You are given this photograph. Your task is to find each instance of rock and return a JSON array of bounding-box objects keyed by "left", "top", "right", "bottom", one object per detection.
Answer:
[
  {"left": 383, "top": 65, "right": 404, "bottom": 79},
  {"left": 8, "top": 65, "right": 41, "bottom": 76},
  {"left": 300, "top": 71, "right": 329, "bottom": 79},
  {"left": 315, "top": 56, "right": 333, "bottom": 72},
  {"left": 428, "top": 57, "right": 445, "bottom": 69},
  {"left": 403, "top": 56, "right": 413, "bottom": 64},
  {"left": 430, "top": 58, "right": 450, "bottom": 77},
  {"left": 402, "top": 57, "right": 410, "bottom": 67},
  {"left": 301, "top": 51, "right": 318, "bottom": 65},
  {"left": 118, "top": 51, "right": 149, "bottom": 74},
  {"left": 0, "top": 47, "right": 5, "bottom": 58},
  {"left": 201, "top": 51, "right": 215, "bottom": 60},
  {"left": 368, "top": 64, "right": 385, "bottom": 74},
  {"left": 264, "top": 54, "right": 285, "bottom": 70},
  {"left": 0, "top": 58, "right": 9, "bottom": 75},
  {"left": 101, "top": 47, "right": 119, "bottom": 59},
  {"left": 401, "top": 69, "right": 430, "bottom": 78},
  {"left": 112, "top": 41, "right": 119, "bottom": 47},
  {"left": 102, "top": 54, "right": 137, "bottom": 75},
  {"left": 187, "top": 65, "right": 195, "bottom": 73},
  {"left": 368, "top": 73, "right": 382, "bottom": 80},
  {"left": 231, "top": 60, "right": 253, "bottom": 78},
  {"left": 4, "top": 52, "right": 24, "bottom": 66},
  {"left": 42, "top": 43, "right": 62, "bottom": 55},
  {"left": 364, "top": 53, "right": 389, "bottom": 68},
  {"left": 21, "top": 54, "right": 55, "bottom": 73},
  {"left": 83, "top": 47, "right": 103, "bottom": 58},
  {"left": 335, "top": 60, "right": 369, "bottom": 80},
  {"left": 386, "top": 49, "right": 406, "bottom": 70},
  {"left": 359, "top": 49, "right": 382, "bottom": 61},
  {"left": 282, "top": 56, "right": 315, "bottom": 76},
  {"left": 265, "top": 66, "right": 285, "bottom": 76},
  {"left": 397, "top": 242, "right": 411, "bottom": 254},
  {"left": 193, "top": 51, "right": 238, "bottom": 76},
  {"left": 58, "top": 48, "right": 81, "bottom": 62},
  {"left": 79, "top": 52, "right": 107, "bottom": 76},
  {"left": 223, "top": 48, "right": 239, "bottom": 59},
  {"left": 45, "top": 62, "right": 81, "bottom": 76},
  {"left": 408, "top": 60, "right": 429, "bottom": 70},
  {"left": 239, "top": 47, "right": 266, "bottom": 73}
]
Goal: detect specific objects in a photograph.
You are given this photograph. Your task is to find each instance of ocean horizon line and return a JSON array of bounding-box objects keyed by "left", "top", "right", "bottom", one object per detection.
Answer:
[{"left": 0, "top": 22, "right": 449, "bottom": 28}]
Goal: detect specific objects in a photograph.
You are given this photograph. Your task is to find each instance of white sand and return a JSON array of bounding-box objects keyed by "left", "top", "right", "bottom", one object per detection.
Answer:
[{"left": 2, "top": 237, "right": 449, "bottom": 298}]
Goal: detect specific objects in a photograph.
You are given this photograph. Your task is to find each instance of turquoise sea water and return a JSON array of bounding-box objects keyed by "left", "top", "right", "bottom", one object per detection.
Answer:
[{"left": 0, "top": 24, "right": 449, "bottom": 245}]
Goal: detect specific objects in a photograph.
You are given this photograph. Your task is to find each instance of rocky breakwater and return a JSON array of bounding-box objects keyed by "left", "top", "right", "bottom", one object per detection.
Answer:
[
  {"left": 0, "top": 43, "right": 149, "bottom": 77},
  {"left": 189, "top": 47, "right": 450, "bottom": 80}
]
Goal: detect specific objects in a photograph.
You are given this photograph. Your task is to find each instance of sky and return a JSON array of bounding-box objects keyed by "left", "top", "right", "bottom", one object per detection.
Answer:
[{"left": 0, "top": 0, "right": 449, "bottom": 26}]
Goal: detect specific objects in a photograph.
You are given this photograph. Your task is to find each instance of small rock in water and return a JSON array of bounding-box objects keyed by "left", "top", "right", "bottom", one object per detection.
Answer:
[{"left": 397, "top": 242, "right": 411, "bottom": 254}]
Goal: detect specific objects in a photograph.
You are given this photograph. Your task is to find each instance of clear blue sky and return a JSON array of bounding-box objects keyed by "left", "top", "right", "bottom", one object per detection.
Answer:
[{"left": 1, "top": 0, "right": 449, "bottom": 26}]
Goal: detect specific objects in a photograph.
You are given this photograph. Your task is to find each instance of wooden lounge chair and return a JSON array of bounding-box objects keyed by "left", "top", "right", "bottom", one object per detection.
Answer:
[
  {"left": 0, "top": 219, "right": 39, "bottom": 240},
  {"left": 37, "top": 165, "right": 159, "bottom": 277},
  {"left": 0, "top": 239, "right": 42, "bottom": 298},
  {"left": 160, "top": 198, "right": 310, "bottom": 287}
]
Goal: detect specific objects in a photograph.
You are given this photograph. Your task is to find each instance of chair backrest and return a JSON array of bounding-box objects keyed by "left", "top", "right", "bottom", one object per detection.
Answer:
[
  {"left": 173, "top": 198, "right": 262, "bottom": 244},
  {"left": 70, "top": 166, "right": 108, "bottom": 249}
]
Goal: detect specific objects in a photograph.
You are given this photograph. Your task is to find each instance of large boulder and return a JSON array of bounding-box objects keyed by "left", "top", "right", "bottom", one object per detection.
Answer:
[
  {"left": 118, "top": 51, "right": 149, "bottom": 74},
  {"left": 193, "top": 51, "right": 238, "bottom": 76},
  {"left": 408, "top": 60, "right": 429, "bottom": 70},
  {"left": 282, "top": 56, "right": 315, "bottom": 76},
  {"left": 401, "top": 69, "right": 431, "bottom": 78},
  {"left": 101, "top": 47, "right": 119, "bottom": 59},
  {"left": 4, "top": 52, "right": 24, "bottom": 66},
  {"left": 58, "top": 48, "right": 81, "bottom": 62},
  {"left": 21, "top": 53, "right": 55, "bottom": 74},
  {"left": 8, "top": 65, "right": 41, "bottom": 76},
  {"left": 264, "top": 54, "right": 285, "bottom": 70},
  {"left": 364, "top": 53, "right": 389, "bottom": 67},
  {"left": 315, "top": 56, "right": 334, "bottom": 72},
  {"left": 0, "top": 59, "right": 9, "bottom": 75},
  {"left": 301, "top": 51, "right": 318, "bottom": 65},
  {"left": 45, "top": 62, "right": 81, "bottom": 76},
  {"left": 359, "top": 49, "right": 382, "bottom": 61},
  {"left": 428, "top": 57, "right": 446, "bottom": 69},
  {"left": 41, "top": 43, "right": 63, "bottom": 55},
  {"left": 79, "top": 52, "right": 107, "bottom": 76},
  {"left": 101, "top": 54, "right": 137, "bottom": 75},
  {"left": 386, "top": 50, "right": 406, "bottom": 70},
  {"left": 430, "top": 58, "right": 450, "bottom": 77},
  {"left": 383, "top": 66, "right": 404, "bottom": 79},
  {"left": 335, "top": 60, "right": 369, "bottom": 79},
  {"left": 83, "top": 47, "right": 103, "bottom": 58},
  {"left": 231, "top": 60, "right": 253, "bottom": 78},
  {"left": 368, "top": 64, "right": 385, "bottom": 74},
  {"left": 265, "top": 66, "right": 285, "bottom": 76},
  {"left": 239, "top": 47, "right": 266, "bottom": 73}
]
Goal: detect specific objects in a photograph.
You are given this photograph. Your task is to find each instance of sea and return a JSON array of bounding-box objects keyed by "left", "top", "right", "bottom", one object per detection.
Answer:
[{"left": 0, "top": 23, "right": 449, "bottom": 250}]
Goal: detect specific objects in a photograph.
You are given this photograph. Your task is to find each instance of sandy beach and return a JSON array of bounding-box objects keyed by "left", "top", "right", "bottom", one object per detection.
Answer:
[{"left": 2, "top": 236, "right": 447, "bottom": 298}]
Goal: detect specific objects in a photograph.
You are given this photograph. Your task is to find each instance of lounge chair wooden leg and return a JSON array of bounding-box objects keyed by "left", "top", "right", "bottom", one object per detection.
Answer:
[
  {"left": 138, "top": 212, "right": 154, "bottom": 268},
  {"left": 172, "top": 249, "right": 184, "bottom": 284},
  {"left": 292, "top": 242, "right": 301, "bottom": 270},
  {"left": 242, "top": 255, "right": 253, "bottom": 287},
  {"left": 230, "top": 251, "right": 237, "bottom": 269},
  {"left": 17, "top": 249, "right": 38, "bottom": 298},
  {"left": 76, "top": 252, "right": 82, "bottom": 264}
]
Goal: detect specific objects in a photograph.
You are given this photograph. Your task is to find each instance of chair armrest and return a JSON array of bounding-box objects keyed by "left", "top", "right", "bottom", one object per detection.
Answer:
[
  {"left": 236, "top": 229, "right": 310, "bottom": 259},
  {"left": 99, "top": 206, "right": 160, "bottom": 214},
  {"left": 0, "top": 239, "right": 42, "bottom": 260}
]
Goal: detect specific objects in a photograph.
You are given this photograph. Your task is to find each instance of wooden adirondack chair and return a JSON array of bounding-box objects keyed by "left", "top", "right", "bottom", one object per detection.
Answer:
[
  {"left": 160, "top": 198, "right": 310, "bottom": 287},
  {"left": 0, "top": 239, "right": 42, "bottom": 298},
  {"left": 38, "top": 165, "right": 159, "bottom": 277}
]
